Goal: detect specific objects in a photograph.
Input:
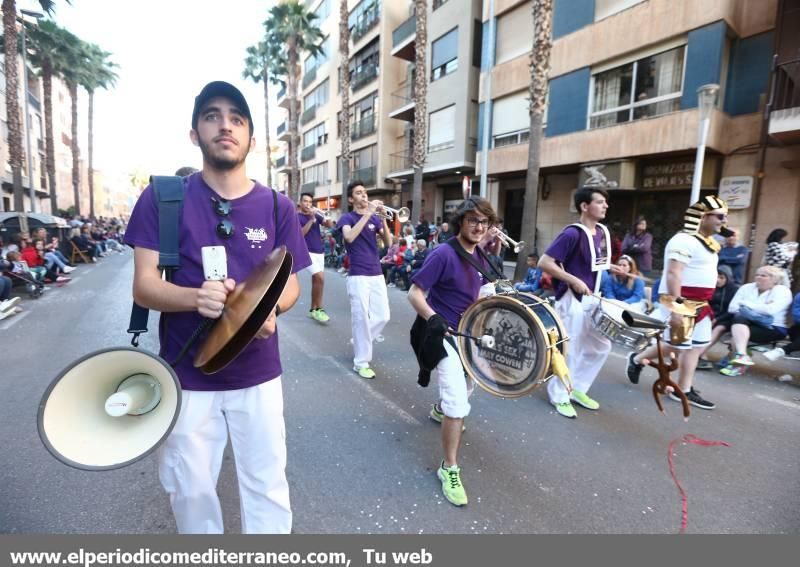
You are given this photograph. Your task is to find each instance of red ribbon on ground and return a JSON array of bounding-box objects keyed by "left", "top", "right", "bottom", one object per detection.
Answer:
[{"left": 667, "top": 434, "right": 731, "bottom": 534}]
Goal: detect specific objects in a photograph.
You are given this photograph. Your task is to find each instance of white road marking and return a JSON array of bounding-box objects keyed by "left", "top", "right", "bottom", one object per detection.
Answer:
[{"left": 754, "top": 393, "right": 800, "bottom": 410}]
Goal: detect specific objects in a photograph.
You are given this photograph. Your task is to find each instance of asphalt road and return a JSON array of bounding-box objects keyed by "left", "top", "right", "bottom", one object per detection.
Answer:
[{"left": 1, "top": 253, "right": 798, "bottom": 534}]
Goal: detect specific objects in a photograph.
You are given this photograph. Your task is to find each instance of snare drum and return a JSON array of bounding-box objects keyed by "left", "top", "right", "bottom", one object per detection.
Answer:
[
  {"left": 456, "top": 292, "right": 567, "bottom": 398},
  {"left": 590, "top": 298, "right": 657, "bottom": 351}
]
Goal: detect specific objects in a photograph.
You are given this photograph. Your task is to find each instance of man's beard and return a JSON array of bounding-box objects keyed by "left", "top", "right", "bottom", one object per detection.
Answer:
[{"left": 198, "top": 137, "right": 250, "bottom": 171}]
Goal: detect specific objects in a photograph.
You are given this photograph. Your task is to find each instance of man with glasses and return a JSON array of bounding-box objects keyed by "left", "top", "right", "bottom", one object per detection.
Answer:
[
  {"left": 408, "top": 197, "right": 498, "bottom": 507},
  {"left": 336, "top": 181, "right": 393, "bottom": 379},
  {"left": 124, "top": 81, "right": 311, "bottom": 533},
  {"left": 298, "top": 193, "right": 334, "bottom": 323},
  {"left": 538, "top": 187, "right": 619, "bottom": 419},
  {"left": 626, "top": 196, "right": 732, "bottom": 410}
]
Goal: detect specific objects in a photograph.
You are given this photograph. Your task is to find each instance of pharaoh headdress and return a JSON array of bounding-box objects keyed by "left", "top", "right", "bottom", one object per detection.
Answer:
[{"left": 682, "top": 195, "right": 732, "bottom": 253}]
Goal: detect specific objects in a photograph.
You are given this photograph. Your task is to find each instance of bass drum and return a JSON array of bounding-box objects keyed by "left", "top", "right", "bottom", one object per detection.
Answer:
[{"left": 456, "top": 292, "right": 567, "bottom": 398}]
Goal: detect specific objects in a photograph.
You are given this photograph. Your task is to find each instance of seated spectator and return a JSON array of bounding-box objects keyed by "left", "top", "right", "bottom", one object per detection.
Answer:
[
  {"left": 763, "top": 291, "right": 800, "bottom": 361},
  {"left": 20, "top": 239, "right": 70, "bottom": 283},
  {"left": 380, "top": 240, "right": 400, "bottom": 284},
  {"left": 406, "top": 239, "right": 430, "bottom": 289},
  {"left": 71, "top": 228, "right": 100, "bottom": 262},
  {"left": 436, "top": 221, "right": 453, "bottom": 245},
  {"left": 32, "top": 228, "right": 75, "bottom": 269},
  {"left": 697, "top": 266, "right": 741, "bottom": 369},
  {"left": 602, "top": 254, "right": 646, "bottom": 312},
  {"left": 388, "top": 240, "right": 410, "bottom": 289},
  {"left": 5, "top": 250, "right": 45, "bottom": 282},
  {"left": 0, "top": 254, "right": 23, "bottom": 319},
  {"left": 698, "top": 265, "right": 792, "bottom": 376},
  {"left": 514, "top": 253, "right": 541, "bottom": 292},
  {"left": 717, "top": 229, "right": 749, "bottom": 285}
]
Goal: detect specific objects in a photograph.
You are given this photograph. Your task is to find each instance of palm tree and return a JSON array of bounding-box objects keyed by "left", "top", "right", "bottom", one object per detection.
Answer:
[
  {"left": 338, "top": 0, "right": 350, "bottom": 213},
  {"left": 23, "top": 19, "right": 69, "bottom": 214},
  {"left": 1, "top": 0, "right": 61, "bottom": 212},
  {"left": 243, "top": 40, "right": 280, "bottom": 188},
  {"left": 82, "top": 43, "right": 117, "bottom": 219},
  {"left": 514, "top": 0, "right": 553, "bottom": 281},
  {"left": 411, "top": 0, "right": 428, "bottom": 225},
  {"left": 265, "top": 0, "right": 324, "bottom": 202},
  {"left": 58, "top": 29, "right": 90, "bottom": 217}
]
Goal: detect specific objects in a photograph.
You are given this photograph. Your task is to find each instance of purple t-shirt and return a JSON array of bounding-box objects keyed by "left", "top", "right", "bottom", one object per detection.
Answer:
[
  {"left": 124, "top": 173, "right": 311, "bottom": 391},
  {"left": 298, "top": 212, "right": 324, "bottom": 254},
  {"left": 411, "top": 243, "right": 489, "bottom": 329},
  {"left": 545, "top": 224, "right": 605, "bottom": 301},
  {"left": 336, "top": 211, "right": 384, "bottom": 277}
]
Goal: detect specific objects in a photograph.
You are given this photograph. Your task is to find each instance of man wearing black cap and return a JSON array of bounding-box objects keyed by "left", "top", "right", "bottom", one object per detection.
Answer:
[{"left": 124, "top": 81, "right": 311, "bottom": 533}]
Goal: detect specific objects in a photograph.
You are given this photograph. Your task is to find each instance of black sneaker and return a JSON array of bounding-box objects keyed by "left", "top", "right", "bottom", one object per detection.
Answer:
[
  {"left": 669, "top": 388, "right": 715, "bottom": 410},
  {"left": 626, "top": 351, "right": 644, "bottom": 384},
  {"left": 696, "top": 358, "right": 713, "bottom": 370}
]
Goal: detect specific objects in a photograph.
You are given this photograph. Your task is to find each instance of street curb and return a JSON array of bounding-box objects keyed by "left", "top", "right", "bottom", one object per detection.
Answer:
[{"left": 701, "top": 344, "right": 800, "bottom": 387}]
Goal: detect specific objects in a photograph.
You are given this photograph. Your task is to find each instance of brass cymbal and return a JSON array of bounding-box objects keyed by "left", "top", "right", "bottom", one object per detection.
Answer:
[{"left": 194, "top": 246, "right": 293, "bottom": 374}]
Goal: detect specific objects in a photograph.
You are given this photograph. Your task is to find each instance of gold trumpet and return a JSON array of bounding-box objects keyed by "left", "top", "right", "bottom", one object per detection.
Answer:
[
  {"left": 494, "top": 231, "right": 525, "bottom": 253},
  {"left": 376, "top": 204, "right": 411, "bottom": 223}
]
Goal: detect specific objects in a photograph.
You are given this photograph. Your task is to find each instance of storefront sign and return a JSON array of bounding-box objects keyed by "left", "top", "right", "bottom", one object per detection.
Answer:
[
  {"left": 640, "top": 157, "right": 719, "bottom": 190},
  {"left": 718, "top": 176, "right": 753, "bottom": 209},
  {"left": 578, "top": 160, "right": 636, "bottom": 190}
]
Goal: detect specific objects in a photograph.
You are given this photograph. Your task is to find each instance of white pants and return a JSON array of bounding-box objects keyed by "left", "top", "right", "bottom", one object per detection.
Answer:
[
  {"left": 436, "top": 339, "right": 474, "bottom": 418},
  {"left": 347, "top": 275, "right": 391, "bottom": 368},
  {"left": 158, "top": 378, "right": 291, "bottom": 534},
  {"left": 305, "top": 252, "right": 325, "bottom": 275},
  {"left": 547, "top": 292, "right": 612, "bottom": 404}
]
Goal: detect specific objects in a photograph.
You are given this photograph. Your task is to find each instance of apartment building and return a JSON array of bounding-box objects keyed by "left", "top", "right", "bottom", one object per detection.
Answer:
[
  {"left": 275, "top": 0, "right": 483, "bottom": 223},
  {"left": 477, "top": 0, "right": 792, "bottom": 271}
]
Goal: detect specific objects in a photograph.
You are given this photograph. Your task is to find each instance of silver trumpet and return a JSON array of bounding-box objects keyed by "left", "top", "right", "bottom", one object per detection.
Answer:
[
  {"left": 494, "top": 231, "right": 525, "bottom": 253},
  {"left": 311, "top": 207, "right": 332, "bottom": 221},
  {"left": 375, "top": 204, "right": 411, "bottom": 223}
]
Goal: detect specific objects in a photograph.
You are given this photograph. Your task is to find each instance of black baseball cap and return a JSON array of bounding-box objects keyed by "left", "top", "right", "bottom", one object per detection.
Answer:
[{"left": 191, "top": 81, "right": 253, "bottom": 135}]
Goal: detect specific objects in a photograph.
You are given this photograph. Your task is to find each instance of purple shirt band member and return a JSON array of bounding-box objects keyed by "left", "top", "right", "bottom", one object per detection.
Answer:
[
  {"left": 125, "top": 173, "right": 311, "bottom": 391},
  {"left": 544, "top": 226, "right": 605, "bottom": 301},
  {"left": 298, "top": 212, "right": 325, "bottom": 254},
  {"left": 411, "top": 244, "right": 489, "bottom": 330},
  {"left": 336, "top": 211, "right": 384, "bottom": 276}
]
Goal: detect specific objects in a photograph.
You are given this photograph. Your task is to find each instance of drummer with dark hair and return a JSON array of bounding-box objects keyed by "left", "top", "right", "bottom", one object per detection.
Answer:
[
  {"left": 538, "top": 186, "right": 621, "bottom": 419},
  {"left": 408, "top": 197, "right": 498, "bottom": 507}
]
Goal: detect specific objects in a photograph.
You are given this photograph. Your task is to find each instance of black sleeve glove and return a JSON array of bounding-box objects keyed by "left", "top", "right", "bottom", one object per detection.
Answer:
[{"left": 426, "top": 313, "right": 449, "bottom": 337}]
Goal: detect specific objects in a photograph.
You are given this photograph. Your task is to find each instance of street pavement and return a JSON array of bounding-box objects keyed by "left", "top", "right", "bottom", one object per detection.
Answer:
[{"left": 1, "top": 252, "right": 798, "bottom": 534}]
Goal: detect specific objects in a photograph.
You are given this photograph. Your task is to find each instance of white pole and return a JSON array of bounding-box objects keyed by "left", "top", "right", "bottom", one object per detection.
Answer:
[
  {"left": 689, "top": 115, "right": 710, "bottom": 205},
  {"left": 478, "top": 0, "right": 496, "bottom": 198}
]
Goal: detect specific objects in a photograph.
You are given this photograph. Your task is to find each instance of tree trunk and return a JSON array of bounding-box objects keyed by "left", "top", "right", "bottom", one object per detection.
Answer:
[
  {"left": 3, "top": 0, "right": 25, "bottom": 211},
  {"left": 287, "top": 37, "right": 300, "bottom": 202},
  {"left": 88, "top": 90, "right": 95, "bottom": 218},
  {"left": 411, "top": 0, "right": 428, "bottom": 225},
  {"left": 68, "top": 81, "right": 81, "bottom": 217},
  {"left": 43, "top": 64, "right": 57, "bottom": 213},
  {"left": 262, "top": 71, "right": 272, "bottom": 188},
  {"left": 339, "top": 0, "right": 351, "bottom": 213},
  {"left": 514, "top": 0, "right": 552, "bottom": 282}
]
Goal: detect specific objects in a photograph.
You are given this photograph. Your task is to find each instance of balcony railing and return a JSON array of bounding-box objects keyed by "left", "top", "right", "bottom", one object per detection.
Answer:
[
  {"left": 301, "top": 104, "right": 317, "bottom": 126},
  {"left": 301, "top": 143, "right": 317, "bottom": 162},
  {"left": 389, "top": 152, "right": 412, "bottom": 172},
  {"left": 351, "top": 165, "right": 377, "bottom": 186},
  {"left": 276, "top": 156, "right": 286, "bottom": 168},
  {"left": 351, "top": 114, "right": 376, "bottom": 140},
  {"left": 390, "top": 84, "right": 414, "bottom": 111},
  {"left": 351, "top": 63, "right": 378, "bottom": 92},
  {"left": 277, "top": 121, "right": 286, "bottom": 136},
  {"left": 352, "top": 5, "right": 380, "bottom": 43},
  {"left": 392, "top": 14, "right": 416, "bottom": 47},
  {"left": 302, "top": 66, "right": 318, "bottom": 89},
  {"left": 301, "top": 181, "right": 319, "bottom": 193},
  {"left": 773, "top": 58, "right": 800, "bottom": 112}
]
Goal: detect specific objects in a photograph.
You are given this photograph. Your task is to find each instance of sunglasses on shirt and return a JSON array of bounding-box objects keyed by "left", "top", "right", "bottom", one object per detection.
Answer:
[{"left": 212, "top": 197, "right": 234, "bottom": 239}]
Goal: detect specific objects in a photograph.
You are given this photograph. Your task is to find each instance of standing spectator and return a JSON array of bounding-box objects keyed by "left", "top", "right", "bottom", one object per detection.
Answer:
[
  {"left": 621, "top": 216, "right": 653, "bottom": 275},
  {"left": 415, "top": 216, "right": 431, "bottom": 243},
  {"left": 717, "top": 229, "right": 749, "bottom": 285},
  {"left": 610, "top": 222, "right": 624, "bottom": 264},
  {"left": 763, "top": 229, "right": 793, "bottom": 283}
]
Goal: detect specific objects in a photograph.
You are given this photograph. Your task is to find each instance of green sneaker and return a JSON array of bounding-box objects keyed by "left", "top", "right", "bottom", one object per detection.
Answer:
[
  {"left": 570, "top": 390, "right": 599, "bottom": 410},
  {"left": 438, "top": 463, "right": 468, "bottom": 506},
  {"left": 552, "top": 401, "right": 577, "bottom": 419},
  {"left": 313, "top": 308, "right": 330, "bottom": 323},
  {"left": 307, "top": 308, "right": 317, "bottom": 319},
  {"left": 354, "top": 365, "right": 376, "bottom": 379},
  {"left": 429, "top": 404, "right": 466, "bottom": 431}
]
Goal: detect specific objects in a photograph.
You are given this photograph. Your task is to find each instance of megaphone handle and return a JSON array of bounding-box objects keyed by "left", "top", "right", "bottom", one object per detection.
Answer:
[{"left": 170, "top": 317, "right": 214, "bottom": 367}]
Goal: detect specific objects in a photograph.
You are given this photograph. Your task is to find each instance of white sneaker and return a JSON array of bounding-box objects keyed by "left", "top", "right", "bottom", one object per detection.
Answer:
[
  {"left": 0, "top": 310, "right": 15, "bottom": 321},
  {"left": 0, "top": 297, "right": 21, "bottom": 312},
  {"left": 62, "top": 266, "right": 76, "bottom": 274},
  {"left": 763, "top": 347, "right": 785, "bottom": 362}
]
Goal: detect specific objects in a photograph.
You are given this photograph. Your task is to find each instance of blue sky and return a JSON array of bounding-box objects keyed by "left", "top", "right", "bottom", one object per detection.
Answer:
[{"left": 20, "top": 0, "right": 279, "bottom": 179}]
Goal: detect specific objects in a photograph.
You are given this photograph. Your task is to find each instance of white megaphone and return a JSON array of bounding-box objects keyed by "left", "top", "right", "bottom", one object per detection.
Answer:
[{"left": 37, "top": 347, "right": 181, "bottom": 471}]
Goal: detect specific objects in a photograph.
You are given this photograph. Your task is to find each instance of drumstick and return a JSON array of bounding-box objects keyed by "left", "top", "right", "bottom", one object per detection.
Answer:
[{"left": 612, "top": 271, "right": 656, "bottom": 284}]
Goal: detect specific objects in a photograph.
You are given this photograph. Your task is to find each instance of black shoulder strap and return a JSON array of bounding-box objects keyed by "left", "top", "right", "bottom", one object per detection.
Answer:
[
  {"left": 445, "top": 237, "right": 504, "bottom": 282},
  {"left": 127, "top": 176, "right": 185, "bottom": 346}
]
